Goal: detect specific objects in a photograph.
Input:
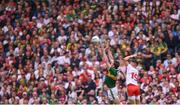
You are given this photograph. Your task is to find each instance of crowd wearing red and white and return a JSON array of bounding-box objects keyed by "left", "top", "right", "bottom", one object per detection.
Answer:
[{"left": 0, "top": 0, "right": 179, "bottom": 104}]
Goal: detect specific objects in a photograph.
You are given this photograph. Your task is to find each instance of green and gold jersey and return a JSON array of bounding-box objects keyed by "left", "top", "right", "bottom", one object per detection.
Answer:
[{"left": 104, "top": 67, "right": 118, "bottom": 88}]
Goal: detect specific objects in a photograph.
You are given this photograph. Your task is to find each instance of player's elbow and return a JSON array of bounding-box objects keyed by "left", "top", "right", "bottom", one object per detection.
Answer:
[{"left": 111, "top": 76, "right": 117, "bottom": 80}]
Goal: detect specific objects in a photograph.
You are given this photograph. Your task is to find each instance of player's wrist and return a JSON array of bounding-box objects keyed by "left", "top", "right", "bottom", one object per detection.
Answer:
[{"left": 133, "top": 54, "right": 137, "bottom": 57}]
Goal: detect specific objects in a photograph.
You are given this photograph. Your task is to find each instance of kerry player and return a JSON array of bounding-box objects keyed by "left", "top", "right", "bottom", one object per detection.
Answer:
[{"left": 100, "top": 43, "right": 124, "bottom": 104}]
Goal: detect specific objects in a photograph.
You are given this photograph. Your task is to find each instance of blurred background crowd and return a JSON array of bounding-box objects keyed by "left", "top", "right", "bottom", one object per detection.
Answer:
[{"left": 0, "top": 0, "right": 180, "bottom": 104}]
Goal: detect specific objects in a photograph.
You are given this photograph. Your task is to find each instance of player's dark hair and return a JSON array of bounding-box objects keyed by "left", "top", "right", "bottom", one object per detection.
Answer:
[
  {"left": 114, "top": 60, "right": 120, "bottom": 69},
  {"left": 130, "top": 58, "right": 138, "bottom": 65}
]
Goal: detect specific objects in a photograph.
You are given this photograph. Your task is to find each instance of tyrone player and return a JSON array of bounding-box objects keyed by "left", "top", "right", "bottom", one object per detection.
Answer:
[{"left": 124, "top": 54, "right": 141, "bottom": 104}]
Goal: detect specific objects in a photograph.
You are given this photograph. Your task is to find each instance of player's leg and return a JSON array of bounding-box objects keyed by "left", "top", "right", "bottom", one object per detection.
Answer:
[
  {"left": 107, "top": 87, "right": 120, "bottom": 104},
  {"left": 107, "top": 89, "right": 114, "bottom": 103},
  {"left": 135, "top": 85, "right": 141, "bottom": 104},
  {"left": 135, "top": 95, "right": 140, "bottom": 104},
  {"left": 127, "top": 84, "right": 136, "bottom": 104},
  {"left": 128, "top": 96, "right": 136, "bottom": 104},
  {"left": 112, "top": 86, "right": 120, "bottom": 104},
  {"left": 114, "top": 99, "right": 120, "bottom": 104}
]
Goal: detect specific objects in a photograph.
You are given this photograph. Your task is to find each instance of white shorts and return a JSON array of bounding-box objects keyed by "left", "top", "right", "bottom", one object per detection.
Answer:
[{"left": 107, "top": 86, "right": 119, "bottom": 101}]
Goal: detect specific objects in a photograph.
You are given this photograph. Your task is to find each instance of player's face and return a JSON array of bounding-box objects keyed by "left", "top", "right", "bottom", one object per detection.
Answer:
[
  {"left": 114, "top": 61, "right": 120, "bottom": 69},
  {"left": 130, "top": 62, "right": 138, "bottom": 68}
]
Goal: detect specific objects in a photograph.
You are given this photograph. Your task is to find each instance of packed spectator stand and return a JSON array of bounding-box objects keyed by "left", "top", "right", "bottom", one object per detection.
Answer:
[{"left": 0, "top": 0, "right": 179, "bottom": 104}]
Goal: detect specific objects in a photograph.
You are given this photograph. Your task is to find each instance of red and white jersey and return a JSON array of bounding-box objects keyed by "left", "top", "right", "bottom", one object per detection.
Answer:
[{"left": 126, "top": 64, "right": 139, "bottom": 86}]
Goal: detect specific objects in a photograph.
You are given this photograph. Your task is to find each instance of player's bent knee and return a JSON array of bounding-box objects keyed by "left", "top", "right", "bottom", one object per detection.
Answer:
[
  {"left": 114, "top": 98, "right": 120, "bottom": 104},
  {"left": 128, "top": 96, "right": 136, "bottom": 100},
  {"left": 136, "top": 95, "right": 140, "bottom": 100}
]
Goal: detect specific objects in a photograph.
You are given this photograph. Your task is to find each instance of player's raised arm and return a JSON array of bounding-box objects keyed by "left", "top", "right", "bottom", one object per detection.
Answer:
[
  {"left": 124, "top": 53, "right": 137, "bottom": 61},
  {"left": 123, "top": 53, "right": 137, "bottom": 65},
  {"left": 107, "top": 45, "right": 114, "bottom": 66},
  {"left": 102, "top": 43, "right": 112, "bottom": 69}
]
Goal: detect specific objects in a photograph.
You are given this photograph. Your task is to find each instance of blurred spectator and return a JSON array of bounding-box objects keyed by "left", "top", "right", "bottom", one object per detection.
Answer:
[{"left": 0, "top": 0, "right": 179, "bottom": 104}]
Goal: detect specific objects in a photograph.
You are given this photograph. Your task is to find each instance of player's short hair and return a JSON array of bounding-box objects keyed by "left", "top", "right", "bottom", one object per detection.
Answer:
[
  {"left": 114, "top": 60, "right": 120, "bottom": 69},
  {"left": 129, "top": 58, "right": 138, "bottom": 65}
]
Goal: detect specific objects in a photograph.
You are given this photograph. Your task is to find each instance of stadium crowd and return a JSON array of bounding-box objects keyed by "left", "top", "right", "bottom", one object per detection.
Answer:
[{"left": 0, "top": 0, "right": 180, "bottom": 104}]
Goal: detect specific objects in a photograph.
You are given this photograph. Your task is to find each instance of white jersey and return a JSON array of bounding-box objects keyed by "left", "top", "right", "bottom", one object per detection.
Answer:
[{"left": 126, "top": 64, "right": 139, "bottom": 86}]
